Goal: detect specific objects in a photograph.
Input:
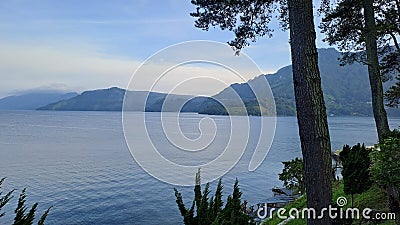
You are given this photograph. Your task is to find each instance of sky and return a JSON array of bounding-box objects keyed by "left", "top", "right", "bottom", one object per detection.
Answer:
[{"left": 0, "top": 0, "right": 330, "bottom": 98}]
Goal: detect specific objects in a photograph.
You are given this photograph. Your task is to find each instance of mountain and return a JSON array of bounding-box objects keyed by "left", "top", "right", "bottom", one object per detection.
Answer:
[
  {"left": 38, "top": 87, "right": 126, "bottom": 111},
  {"left": 0, "top": 91, "right": 78, "bottom": 110},
  {"left": 202, "top": 48, "right": 400, "bottom": 116},
  {"left": 38, "top": 48, "right": 400, "bottom": 116},
  {"left": 38, "top": 87, "right": 209, "bottom": 112},
  {"left": 267, "top": 48, "right": 373, "bottom": 116}
]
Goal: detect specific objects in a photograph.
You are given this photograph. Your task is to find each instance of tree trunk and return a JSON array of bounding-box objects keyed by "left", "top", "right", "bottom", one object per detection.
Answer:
[
  {"left": 362, "top": 0, "right": 390, "bottom": 142},
  {"left": 363, "top": 0, "right": 398, "bottom": 219},
  {"left": 351, "top": 194, "right": 354, "bottom": 208},
  {"left": 288, "top": 1, "right": 332, "bottom": 224}
]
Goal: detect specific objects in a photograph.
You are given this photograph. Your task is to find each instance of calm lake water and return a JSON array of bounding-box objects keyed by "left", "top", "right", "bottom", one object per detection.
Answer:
[{"left": 0, "top": 111, "right": 399, "bottom": 224}]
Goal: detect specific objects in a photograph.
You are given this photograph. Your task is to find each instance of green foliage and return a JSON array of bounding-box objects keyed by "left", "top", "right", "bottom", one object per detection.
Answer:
[
  {"left": 0, "top": 178, "right": 51, "bottom": 225},
  {"left": 198, "top": 102, "right": 228, "bottom": 116},
  {"left": 0, "top": 178, "right": 14, "bottom": 218},
  {"left": 14, "top": 188, "right": 37, "bottom": 225},
  {"left": 382, "top": 128, "right": 400, "bottom": 141},
  {"left": 320, "top": 0, "right": 400, "bottom": 115},
  {"left": 190, "top": 0, "right": 280, "bottom": 54},
  {"left": 319, "top": 0, "right": 366, "bottom": 62},
  {"left": 190, "top": 1, "right": 334, "bottom": 224},
  {"left": 37, "top": 208, "right": 50, "bottom": 225},
  {"left": 37, "top": 49, "right": 400, "bottom": 116},
  {"left": 210, "top": 179, "right": 223, "bottom": 220},
  {"left": 174, "top": 171, "right": 254, "bottom": 225},
  {"left": 370, "top": 135, "right": 400, "bottom": 189},
  {"left": 216, "top": 48, "right": 395, "bottom": 117},
  {"left": 198, "top": 98, "right": 264, "bottom": 116},
  {"left": 212, "top": 179, "right": 251, "bottom": 225},
  {"left": 278, "top": 157, "right": 305, "bottom": 194},
  {"left": 385, "top": 75, "right": 400, "bottom": 107},
  {"left": 174, "top": 188, "right": 195, "bottom": 225},
  {"left": 263, "top": 195, "right": 307, "bottom": 225},
  {"left": 319, "top": 0, "right": 399, "bottom": 77},
  {"left": 200, "top": 48, "right": 388, "bottom": 117},
  {"left": 340, "top": 144, "right": 372, "bottom": 198},
  {"left": 274, "top": 97, "right": 296, "bottom": 116}
]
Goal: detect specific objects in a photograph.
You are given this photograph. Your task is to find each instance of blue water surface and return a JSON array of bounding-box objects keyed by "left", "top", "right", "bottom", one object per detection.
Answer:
[{"left": 0, "top": 111, "right": 398, "bottom": 224}]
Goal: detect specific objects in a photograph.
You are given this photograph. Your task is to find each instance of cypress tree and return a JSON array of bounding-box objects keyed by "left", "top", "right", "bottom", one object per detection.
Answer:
[
  {"left": 0, "top": 178, "right": 14, "bottom": 218},
  {"left": 174, "top": 174, "right": 253, "bottom": 224},
  {"left": 0, "top": 179, "right": 50, "bottom": 225},
  {"left": 340, "top": 143, "right": 372, "bottom": 206}
]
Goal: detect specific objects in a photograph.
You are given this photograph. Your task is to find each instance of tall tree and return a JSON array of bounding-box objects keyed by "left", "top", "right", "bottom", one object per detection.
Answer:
[
  {"left": 190, "top": 1, "right": 333, "bottom": 224},
  {"left": 320, "top": 0, "right": 400, "bottom": 209},
  {"left": 364, "top": 0, "right": 390, "bottom": 141},
  {"left": 319, "top": 0, "right": 399, "bottom": 142}
]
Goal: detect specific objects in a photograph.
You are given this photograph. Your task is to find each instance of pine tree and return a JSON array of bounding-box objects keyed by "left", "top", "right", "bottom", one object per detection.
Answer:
[
  {"left": 319, "top": 0, "right": 398, "bottom": 141},
  {"left": 190, "top": 1, "right": 333, "bottom": 223}
]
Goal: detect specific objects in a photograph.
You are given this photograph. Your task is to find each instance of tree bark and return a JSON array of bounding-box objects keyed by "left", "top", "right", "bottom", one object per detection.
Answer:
[
  {"left": 288, "top": 1, "right": 333, "bottom": 224},
  {"left": 362, "top": 0, "right": 390, "bottom": 142},
  {"left": 363, "top": 0, "right": 398, "bottom": 215}
]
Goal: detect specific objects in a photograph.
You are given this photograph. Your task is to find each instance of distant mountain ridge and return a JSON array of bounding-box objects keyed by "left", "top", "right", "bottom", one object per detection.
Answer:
[
  {"left": 202, "top": 48, "right": 399, "bottom": 116},
  {"left": 17, "top": 48, "right": 400, "bottom": 116},
  {"left": 38, "top": 87, "right": 126, "bottom": 111},
  {"left": 0, "top": 92, "right": 78, "bottom": 110},
  {"left": 38, "top": 87, "right": 209, "bottom": 112}
]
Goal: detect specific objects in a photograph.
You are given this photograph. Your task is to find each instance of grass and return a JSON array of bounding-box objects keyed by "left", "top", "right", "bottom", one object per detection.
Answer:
[
  {"left": 263, "top": 181, "right": 396, "bottom": 225},
  {"left": 263, "top": 195, "right": 307, "bottom": 225}
]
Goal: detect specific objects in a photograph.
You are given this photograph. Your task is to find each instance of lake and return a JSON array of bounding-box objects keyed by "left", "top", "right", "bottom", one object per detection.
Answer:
[{"left": 0, "top": 111, "right": 399, "bottom": 224}]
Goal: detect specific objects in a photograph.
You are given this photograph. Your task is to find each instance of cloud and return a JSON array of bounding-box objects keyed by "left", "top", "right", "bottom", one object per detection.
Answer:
[
  {"left": 0, "top": 42, "right": 140, "bottom": 97},
  {"left": 10, "top": 83, "right": 75, "bottom": 95},
  {"left": 125, "top": 41, "right": 266, "bottom": 96},
  {"left": 0, "top": 41, "right": 266, "bottom": 98}
]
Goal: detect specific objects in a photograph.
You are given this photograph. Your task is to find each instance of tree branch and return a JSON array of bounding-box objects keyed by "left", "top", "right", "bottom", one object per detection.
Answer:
[{"left": 389, "top": 32, "right": 400, "bottom": 51}]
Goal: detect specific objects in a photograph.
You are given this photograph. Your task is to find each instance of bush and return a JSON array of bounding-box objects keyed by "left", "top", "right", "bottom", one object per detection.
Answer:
[
  {"left": 371, "top": 137, "right": 400, "bottom": 189},
  {"left": 174, "top": 170, "right": 254, "bottom": 225},
  {"left": 0, "top": 178, "right": 51, "bottom": 225},
  {"left": 340, "top": 144, "right": 372, "bottom": 206}
]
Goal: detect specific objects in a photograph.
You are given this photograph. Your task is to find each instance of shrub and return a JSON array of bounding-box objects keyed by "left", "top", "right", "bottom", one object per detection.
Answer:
[
  {"left": 0, "top": 178, "right": 51, "bottom": 225},
  {"left": 371, "top": 137, "right": 400, "bottom": 189},
  {"left": 174, "top": 170, "right": 254, "bottom": 225},
  {"left": 340, "top": 144, "right": 372, "bottom": 206}
]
